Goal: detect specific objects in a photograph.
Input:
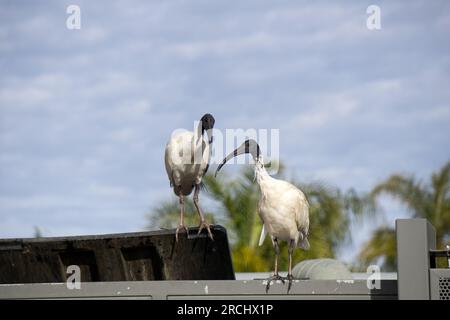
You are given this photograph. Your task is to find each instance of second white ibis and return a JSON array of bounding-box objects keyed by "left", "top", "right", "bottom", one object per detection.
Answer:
[{"left": 215, "top": 139, "right": 310, "bottom": 292}]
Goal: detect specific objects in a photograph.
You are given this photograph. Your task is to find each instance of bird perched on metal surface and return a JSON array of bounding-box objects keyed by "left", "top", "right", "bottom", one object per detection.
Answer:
[
  {"left": 215, "top": 139, "right": 310, "bottom": 292},
  {"left": 164, "top": 113, "right": 215, "bottom": 241}
]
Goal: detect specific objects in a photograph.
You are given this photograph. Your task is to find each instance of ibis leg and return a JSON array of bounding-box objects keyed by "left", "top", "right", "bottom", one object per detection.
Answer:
[
  {"left": 175, "top": 190, "right": 188, "bottom": 242},
  {"left": 193, "top": 184, "right": 214, "bottom": 240},
  {"left": 266, "top": 239, "right": 284, "bottom": 293},
  {"left": 286, "top": 240, "right": 295, "bottom": 293}
]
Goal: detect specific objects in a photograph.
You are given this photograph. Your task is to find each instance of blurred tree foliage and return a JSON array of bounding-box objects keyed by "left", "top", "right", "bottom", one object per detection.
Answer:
[
  {"left": 147, "top": 198, "right": 215, "bottom": 230},
  {"left": 33, "top": 226, "right": 43, "bottom": 238},
  {"left": 148, "top": 163, "right": 374, "bottom": 272},
  {"left": 359, "top": 161, "right": 450, "bottom": 270}
]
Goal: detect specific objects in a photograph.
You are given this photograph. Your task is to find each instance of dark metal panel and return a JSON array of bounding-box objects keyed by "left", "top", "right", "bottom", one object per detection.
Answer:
[{"left": 0, "top": 226, "right": 235, "bottom": 283}]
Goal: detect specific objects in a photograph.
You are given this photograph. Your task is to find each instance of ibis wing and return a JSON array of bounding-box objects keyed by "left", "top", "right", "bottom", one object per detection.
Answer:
[
  {"left": 164, "top": 143, "right": 174, "bottom": 187},
  {"left": 295, "top": 188, "right": 310, "bottom": 250},
  {"left": 258, "top": 224, "right": 267, "bottom": 246}
]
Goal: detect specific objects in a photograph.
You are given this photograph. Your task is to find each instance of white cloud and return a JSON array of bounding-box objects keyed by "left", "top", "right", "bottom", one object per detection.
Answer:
[
  {"left": 287, "top": 92, "right": 360, "bottom": 130},
  {"left": 111, "top": 99, "right": 152, "bottom": 121},
  {"left": 167, "top": 32, "right": 277, "bottom": 59},
  {"left": 86, "top": 183, "right": 131, "bottom": 198},
  {"left": 0, "top": 73, "right": 71, "bottom": 111},
  {"left": 0, "top": 194, "right": 82, "bottom": 210},
  {"left": 81, "top": 26, "right": 110, "bottom": 43}
]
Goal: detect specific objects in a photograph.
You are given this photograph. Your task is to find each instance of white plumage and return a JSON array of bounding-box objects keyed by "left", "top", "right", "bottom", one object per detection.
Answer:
[
  {"left": 257, "top": 170, "right": 310, "bottom": 250},
  {"left": 215, "top": 139, "right": 310, "bottom": 292},
  {"left": 164, "top": 114, "right": 215, "bottom": 241},
  {"left": 165, "top": 130, "right": 211, "bottom": 195}
]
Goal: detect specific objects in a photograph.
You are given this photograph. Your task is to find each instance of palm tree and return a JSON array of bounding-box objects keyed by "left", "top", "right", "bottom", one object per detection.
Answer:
[
  {"left": 359, "top": 161, "right": 450, "bottom": 270},
  {"left": 358, "top": 227, "right": 397, "bottom": 271}
]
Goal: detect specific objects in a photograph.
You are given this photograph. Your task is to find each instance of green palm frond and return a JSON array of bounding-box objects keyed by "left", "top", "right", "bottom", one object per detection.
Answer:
[
  {"left": 431, "top": 162, "right": 450, "bottom": 230},
  {"left": 358, "top": 227, "right": 396, "bottom": 271},
  {"left": 360, "top": 160, "right": 450, "bottom": 270},
  {"left": 371, "top": 175, "right": 433, "bottom": 219}
]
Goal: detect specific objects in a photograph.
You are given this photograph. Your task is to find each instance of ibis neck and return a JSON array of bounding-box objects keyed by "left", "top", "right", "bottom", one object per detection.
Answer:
[
  {"left": 255, "top": 158, "right": 270, "bottom": 184},
  {"left": 195, "top": 121, "right": 203, "bottom": 144},
  {"left": 255, "top": 160, "right": 272, "bottom": 200},
  {"left": 192, "top": 122, "right": 211, "bottom": 164}
]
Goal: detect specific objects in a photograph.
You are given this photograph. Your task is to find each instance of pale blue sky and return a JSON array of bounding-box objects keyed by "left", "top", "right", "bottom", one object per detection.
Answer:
[{"left": 1, "top": 0, "right": 449, "bottom": 264}]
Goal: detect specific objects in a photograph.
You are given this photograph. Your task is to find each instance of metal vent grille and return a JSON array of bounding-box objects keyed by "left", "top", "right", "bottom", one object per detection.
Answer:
[{"left": 439, "top": 278, "right": 450, "bottom": 300}]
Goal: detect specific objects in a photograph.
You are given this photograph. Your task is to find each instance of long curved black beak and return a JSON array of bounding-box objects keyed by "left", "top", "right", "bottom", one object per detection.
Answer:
[{"left": 215, "top": 139, "right": 260, "bottom": 177}]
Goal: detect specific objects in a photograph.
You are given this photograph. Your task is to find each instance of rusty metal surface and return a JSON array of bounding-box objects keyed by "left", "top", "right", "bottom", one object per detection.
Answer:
[{"left": 0, "top": 225, "right": 235, "bottom": 283}]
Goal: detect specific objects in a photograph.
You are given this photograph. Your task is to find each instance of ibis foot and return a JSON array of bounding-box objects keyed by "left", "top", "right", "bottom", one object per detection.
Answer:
[
  {"left": 175, "top": 224, "right": 189, "bottom": 242},
  {"left": 198, "top": 221, "right": 214, "bottom": 240},
  {"left": 265, "top": 274, "right": 285, "bottom": 293},
  {"left": 286, "top": 274, "right": 294, "bottom": 293}
]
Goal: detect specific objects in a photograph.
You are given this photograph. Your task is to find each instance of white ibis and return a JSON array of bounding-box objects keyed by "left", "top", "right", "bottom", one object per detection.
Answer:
[
  {"left": 215, "top": 139, "right": 310, "bottom": 292},
  {"left": 164, "top": 113, "right": 215, "bottom": 241}
]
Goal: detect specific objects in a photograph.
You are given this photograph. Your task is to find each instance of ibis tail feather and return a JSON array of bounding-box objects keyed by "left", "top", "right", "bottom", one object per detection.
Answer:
[
  {"left": 258, "top": 224, "right": 267, "bottom": 246},
  {"left": 299, "top": 237, "right": 310, "bottom": 250}
]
